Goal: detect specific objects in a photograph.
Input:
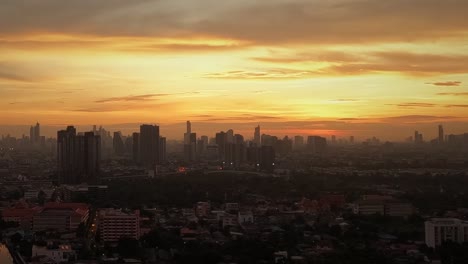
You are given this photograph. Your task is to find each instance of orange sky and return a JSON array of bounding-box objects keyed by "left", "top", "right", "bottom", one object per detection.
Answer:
[{"left": 1, "top": 0, "right": 468, "bottom": 140}]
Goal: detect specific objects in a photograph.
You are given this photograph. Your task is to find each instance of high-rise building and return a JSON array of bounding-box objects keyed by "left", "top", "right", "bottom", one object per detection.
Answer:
[
  {"left": 307, "top": 136, "right": 327, "bottom": 154},
  {"left": 139, "top": 124, "right": 160, "bottom": 167},
  {"left": 30, "top": 122, "right": 40, "bottom": 145},
  {"left": 259, "top": 146, "right": 275, "bottom": 172},
  {"left": 254, "top": 125, "right": 261, "bottom": 147},
  {"left": 438, "top": 125, "right": 444, "bottom": 144},
  {"left": 132, "top": 132, "right": 140, "bottom": 163},
  {"left": 57, "top": 126, "right": 101, "bottom": 184},
  {"left": 350, "top": 136, "right": 355, "bottom": 144},
  {"left": 184, "top": 121, "right": 197, "bottom": 161},
  {"left": 414, "top": 131, "right": 423, "bottom": 144},
  {"left": 159, "top": 136, "right": 167, "bottom": 163},
  {"left": 294, "top": 136, "right": 304, "bottom": 150},
  {"left": 113, "top": 131, "right": 125, "bottom": 156},
  {"left": 331, "top": 135, "right": 336, "bottom": 144}
]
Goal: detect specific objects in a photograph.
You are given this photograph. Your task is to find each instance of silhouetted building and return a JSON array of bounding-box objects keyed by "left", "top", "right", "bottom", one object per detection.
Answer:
[
  {"left": 184, "top": 121, "right": 197, "bottom": 161},
  {"left": 414, "top": 131, "right": 423, "bottom": 144},
  {"left": 30, "top": 122, "right": 40, "bottom": 145},
  {"left": 254, "top": 125, "right": 261, "bottom": 147},
  {"left": 438, "top": 125, "right": 444, "bottom": 144},
  {"left": 294, "top": 136, "right": 304, "bottom": 150},
  {"left": 350, "top": 136, "right": 355, "bottom": 144},
  {"left": 57, "top": 126, "right": 101, "bottom": 184},
  {"left": 132, "top": 132, "right": 140, "bottom": 163},
  {"left": 159, "top": 136, "right": 166, "bottom": 163},
  {"left": 113, "top": 131, "right": 125, "bottom": 156},
  {"left": 259, "top": 146, "right": 275, "bottom": 172},
  {"left": 307, "top": 136, "right": 327, "bottom": 154},
  {"left": 139, "top": 124, "right": 160, "bottom": 167}
]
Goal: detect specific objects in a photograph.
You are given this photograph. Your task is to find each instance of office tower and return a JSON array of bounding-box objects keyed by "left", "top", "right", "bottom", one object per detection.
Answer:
[
  {"left": 113, "top": 131, "right": 125, "bottom": 156},
  {"left": 124, "top": 136, "right": 133, "bottom": 154},
  {"left": 261, "top": 134, "right": 278, "bottom": 147},
  {"left": 331, "top": 135, "right": 336, "bottom": 144},
  {"left": 184, "top": 121, "right": 197, "bottom": 161},
  {"left": 83, "top": 132, "right": 101, "bottom": 183},
  {"left": 226, "top": 129, "right": 234, "bottom": 143},
  {"left": 139, "top": 124, "right": 160, "bottom": 167},
  {"left": 159, "top": 137, "right": 166, "bottom": 163},
  {"left": 30, "top": 122, "right": 40, "bottom": 145},
  {"left": 307, "top": 136, "right": 327, "bottom": 154},
  {"left": 350, "top": 136, "right": 355, "bottom": 144},
  {"left": 438, "top": 125, "right": 444, "bottom": 144},
  {"left": 57, "top": 126, "right": 101, "bottom": 184},
  {"left": 276, "top": 136, "right": 292, "bottom": 155},
  {"left": 215, "top": 131, "right": 227, "bottom": 160},
  {"left": 259, "top": 146, "right": 275, "bottom": 172},
  {"left": 132, "top": 132, "right": 140, "bottom": 163},
  {"left": 57, "top": 126, "right": 77, "bottom": 184},
  {"left": 414, "top": 131, "right": 423, "bottom": 144},
  {"left": 294, "top": 136, "right": 304, "bottom": 150},
  {"left": 254, "top": 125, "right": 261, "bottom": 147}
]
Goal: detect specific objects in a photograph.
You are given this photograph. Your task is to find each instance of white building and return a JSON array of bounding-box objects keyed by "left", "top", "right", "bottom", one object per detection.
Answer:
[
  {"left": 425, "top": 218, "right": 468, "bottom": 248},
  {"left": 32, "top": 244, "right": 76, "bottom": 263}
]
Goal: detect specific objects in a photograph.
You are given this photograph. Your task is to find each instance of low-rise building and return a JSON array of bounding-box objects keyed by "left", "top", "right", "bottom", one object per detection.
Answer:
[
  {"left": 32, "top": 244, "right": 76, "bottom": 263},
  {"left": 425, "top": 218, "right": 468, "bottom": 248}
]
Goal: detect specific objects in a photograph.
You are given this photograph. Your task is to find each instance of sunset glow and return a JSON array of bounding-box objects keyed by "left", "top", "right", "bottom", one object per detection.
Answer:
[{"left": 2, "top": 0, "right": 468, "bottom": 140}]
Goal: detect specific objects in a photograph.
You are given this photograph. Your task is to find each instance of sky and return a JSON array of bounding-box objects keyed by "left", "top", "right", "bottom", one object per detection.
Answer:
[{"left": 1, "top": 0, "right": 468, "bottom": 140}]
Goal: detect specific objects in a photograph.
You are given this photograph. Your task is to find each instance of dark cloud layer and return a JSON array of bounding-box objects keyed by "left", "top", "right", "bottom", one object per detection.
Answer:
[{"left": 1, "top": 0, "right": 467, "bottom": 45}]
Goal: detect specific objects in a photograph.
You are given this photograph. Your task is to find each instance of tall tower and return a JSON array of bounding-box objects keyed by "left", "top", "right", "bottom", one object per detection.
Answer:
[
  {"left": 438, "top": 125, "right": 444, "bottom": 144},
  {"left": 254, "top": 125, "right": 261, "bottom": 147},
  {"left": 139, "top": 124, "right": 160, "bottom": 167}
]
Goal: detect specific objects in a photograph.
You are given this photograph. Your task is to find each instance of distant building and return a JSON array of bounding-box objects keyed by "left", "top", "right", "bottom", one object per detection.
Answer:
[
  {"left": 259, "top": 145, "right": 275, "bottom": 172},
  {"left": 132, "top": 132, "right": 140, "bottom": 163},
  {"left": 113, "top": 131, "right": 125, "bottom": 156},
  {"left": 99, "top": 208, "right": 140, "bottom": 243},
  {"left": 414, "top": 131, "right": 423, "bottom": 144},
  {"left": 159, "top": 136, "right": 167, "bottom": 163},
  {"left": 195, "top": 202, "right": 211, "bottom": 217},
  {"left": 425, "top": 218, "right": 468, "bottom": 248},
  {"left": 294, "top": 136, "right": 304, "bottom": 150},
  {"left": 30, "top": 122, "right": 41, "bottom": 145},
  {"left": 254, "top": 125, "right": 261, "bottom": 147},
  {"left": 438, "top": 125, "right": 444, "bottom": 144},
  {"left": 307, "top": 136, "right": 327, "bottom": 154}
]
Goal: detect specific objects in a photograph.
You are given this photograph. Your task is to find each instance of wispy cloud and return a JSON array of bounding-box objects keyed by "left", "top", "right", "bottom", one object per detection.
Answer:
[
  {"left": 428, "top": 81, "right": 462, "bottom": 86},
  {"left": 437, "top": 92, "right": 468, "bottom": 96},
  {"left": 95, "top": 94, "right": 170, "bottom": 103}
]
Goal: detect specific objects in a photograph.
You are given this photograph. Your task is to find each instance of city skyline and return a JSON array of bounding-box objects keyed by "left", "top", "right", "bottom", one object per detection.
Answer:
[
  {"left": 2, "top": 0, "right": 468, "bottom": 140},
  {"left": 0, "top": 120, "right": 463, "bottom": 144}
]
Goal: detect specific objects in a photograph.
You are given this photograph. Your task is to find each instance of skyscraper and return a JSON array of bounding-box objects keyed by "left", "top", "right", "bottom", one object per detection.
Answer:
[
  {"left": 184, "top": 121, "right": 197, "bottom": 161},
  {"left": 307, "top": 136, "right": 327, "bottom": 154},
  {"left": 438, "top": 125, "right": 444, "bottom": 144},
  {"left": 132, "top": 132, "right": 140, "bottom": 163},
  {"left": 159, "top": 136, "right": 166, "bottom": 163},
  {"left": 254, "top": 125, "right": 261, "bottom": 147},
  {"left": 57, "top": 126, "right": 100, "bottom": 184},
  {"left": 294, "top": 136, "right": 304, "bottom": 150},
  {"left": 139, "top": 124, "right": 160, "bottom": 167},
  {"left": 113, "top": 131, "right": 125, "bottom": 156},
  {"left": 30, "top": 122, "right": 40, "bottom": 145}
]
